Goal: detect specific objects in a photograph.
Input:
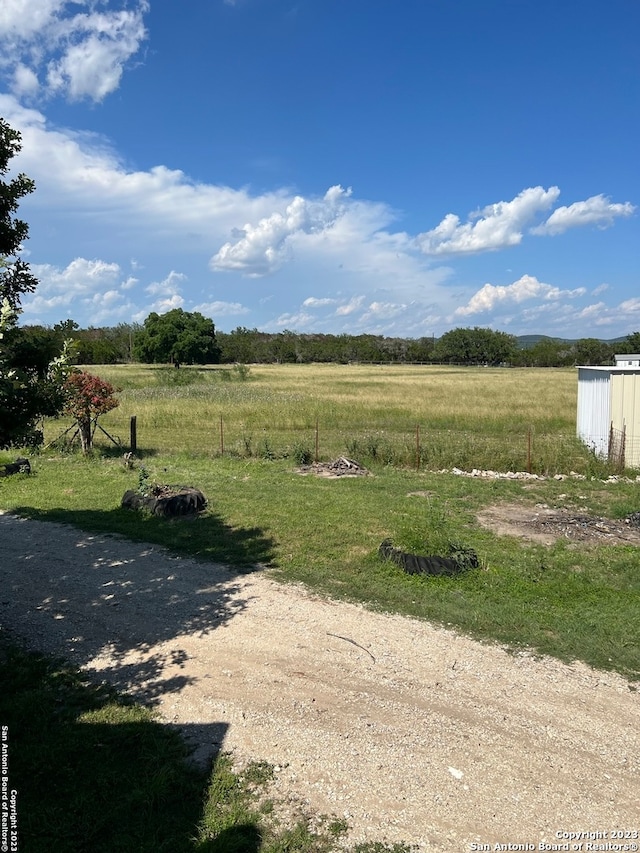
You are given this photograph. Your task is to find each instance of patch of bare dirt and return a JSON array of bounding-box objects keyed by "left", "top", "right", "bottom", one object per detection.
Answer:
[
  {"left": 1, "top": 511, "right": 639, "bottom": 851},
  {"left": 477, "top": 502, "right": 640, "bottom": 546}
]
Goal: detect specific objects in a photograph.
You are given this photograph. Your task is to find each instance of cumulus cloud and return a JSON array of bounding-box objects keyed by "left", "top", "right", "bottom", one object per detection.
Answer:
[
  {"left": 30, "top": 257, "right": 122, "bottom": 295},
  {"left": 360, "top": 301, "right": 408, "bottom": 323},
  {"left": 0, "top": 0, "right": 64, "bottom": 40},
  {"left": 531, "top": 194, "right": 635, "bottom": 236},
  {"left": 192, "top": 300, "right": 249, "bottom": 317},
  {"left": 210, "top": 186, "right": 354, "bottom": 276},
  {"left": 303, "top": 297, "right": 338, "bottom": 308},
  {"left": 0, "top": 93, "right": 288, "bottom": 245},
  {"left": 0, "top": 0, "right": 148, "bottom": 102},
  {"left": 417, "top": 187, "right": 560, "bottom": 255},
  {"left": 12, "top": 63, "right": 39, "bottom": 97},
  {"left": 454, "top": 274, "right": 587, "bottom": 317},
  {"left": 142, "top": 271, "right": 186, "bottom": 314},
  {"left": 21, "top": 256, "right": 135, "bottom": 322},
  {"left": 335, "top": 295, "right": 366, "bottom": 316},
  {"left": 269, "top": 311, "right": 314, "bottom": 330},
  {"left": 145, "top": 271, "right": 186, "bottom": 297}
]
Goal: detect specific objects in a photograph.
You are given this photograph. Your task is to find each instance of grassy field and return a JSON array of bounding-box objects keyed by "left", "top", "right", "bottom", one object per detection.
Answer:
[
  {"left": 2, "top": 363, "right": 639, "bottom": 850},
  {"left": 41, "top": 362, "right": 606, "bottom": 476}
]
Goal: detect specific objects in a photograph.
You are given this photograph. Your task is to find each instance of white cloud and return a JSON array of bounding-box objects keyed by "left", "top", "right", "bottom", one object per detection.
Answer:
[
  {"left": 30, "top": 257, "right": 122, "bottom": 295},
  {"left": 303, "top": 297, "right": 338, "bottom": 308},
  {"left": 0, "top": 94, "right": 289, "bottom": 242},
  {"left": 454, "top": 274, "right": 586, "bottom": 317},
  {"left": 134, "top": 293, "right": 184, "bottom": 321},
  {"left": 12, "top": 63, "right": 39, "bottom": 96},
  {"left": 192, "top": 300, "right": 249, "bottom": 317},
  {"left": 0, "top": 1, "right": 149, "bottom": 103},
  {"left": 0, "top": 0, "right": 64, "bottom": 40},
  {"left": 210, "top": 186, "right": 354, "bottom": 276},
  {"left": 271, "top": 311, "right": 314, "bottom": 329},
  {"left": 620, "top": 297, "right": 640, "bottom": 312},
  {"left": 1, "top": 92, "right": 635, "bottom": 338},
  {"left": 21, "top": 256, "right": 137, "bottom": 323},
  {"left": 531, "top": 194, "right": 635, "bottom": 236},
  {"left": 335, "top": 295, "right": 366, "bottom": 316},
  {"left": 364, "top": 301, "right": 407, "bottom": 318},
  {"left": 145, "top": 271, "right": 186, "bottom": 297},
  {"left": 417, "top": 187, "right": 560, "bottom": 255}
]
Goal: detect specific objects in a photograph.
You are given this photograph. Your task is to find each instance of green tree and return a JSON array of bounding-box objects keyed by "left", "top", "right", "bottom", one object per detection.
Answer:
[
  {"left": 133, "top": 309, "right": 221, "bottom": 365},
  {"left": 522, "top": 338, "right": 574, "bottom": 367},
  {"left": 406, "top": 336, "right": 435, "bottom": 363},
  {"left": 574, "top": 338, "right": 614, "bottom": 366},
  {"left": 624, "top": 331, "right": 640, "bottom": 353},
  {"left": 218, "top": 326, "right": 260, "bottom": 363},
  {"left": 433, "top": 327, "right": 517, "bottom": 365},
  {"left": 0, "top": 120, "right": 70, "bottom": 449},
  {"left": 0, "top": 119, "right": 39, "bottom": 307},
  {"left": 1, "top": 324, "right": 63, "bottom": 377}
]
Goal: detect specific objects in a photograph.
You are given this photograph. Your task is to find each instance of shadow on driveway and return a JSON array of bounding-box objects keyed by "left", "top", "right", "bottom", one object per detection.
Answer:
[{"left": 1, "top": 508, "right": 275, "bottom": 703}]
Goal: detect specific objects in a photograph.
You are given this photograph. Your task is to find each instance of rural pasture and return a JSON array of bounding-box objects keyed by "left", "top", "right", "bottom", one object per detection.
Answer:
[
  {"left": 2, "top": 362, "right": 637, "bottom": 681},
  {"left": 45, "top": 362, "right": 608, "bottom": 475}
]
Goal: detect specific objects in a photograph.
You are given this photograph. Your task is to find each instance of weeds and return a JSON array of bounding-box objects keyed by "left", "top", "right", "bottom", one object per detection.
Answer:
[
  {"left": 292, "top": 441, "right": 314, "bottom": 465},
  {"left": 232, "top": 363, "right": 251, "bottom": 381}
]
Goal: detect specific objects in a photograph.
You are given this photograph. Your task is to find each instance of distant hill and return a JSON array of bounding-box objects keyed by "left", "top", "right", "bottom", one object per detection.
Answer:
[{"left": 515, "top": 334, "right": 629, "bottom": 350}]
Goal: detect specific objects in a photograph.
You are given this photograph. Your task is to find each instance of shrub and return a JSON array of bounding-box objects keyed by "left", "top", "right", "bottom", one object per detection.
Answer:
[{"left": 63, "top": 371, "right": 119, "bottom": 453}]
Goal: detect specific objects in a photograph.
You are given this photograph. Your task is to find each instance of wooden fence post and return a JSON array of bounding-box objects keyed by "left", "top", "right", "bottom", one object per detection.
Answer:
[
  {"left": 220, "top": 414, "right": 224, "bottom": 456},
  {"left": 130, "top": 415, "right": 137, "bottom": 453},
  {"left": 416, "top": 423, "right": 421, "bottom": 470}
]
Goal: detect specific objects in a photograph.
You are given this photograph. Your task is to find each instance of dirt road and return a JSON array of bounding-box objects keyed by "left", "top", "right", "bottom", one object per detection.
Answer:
[{"left": 2, "top": 511, "right": 638, "bottom": 851}]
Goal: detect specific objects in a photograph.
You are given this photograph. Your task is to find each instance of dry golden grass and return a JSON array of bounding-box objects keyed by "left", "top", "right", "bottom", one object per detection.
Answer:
[{"left": 43, "top": 363, "right": 592, "bottom": 474}]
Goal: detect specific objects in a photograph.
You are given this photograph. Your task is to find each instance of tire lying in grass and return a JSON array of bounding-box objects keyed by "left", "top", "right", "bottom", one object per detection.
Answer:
[
  {"left": 379, "top": 539, "right": 479, "bottom": 577},
  {"left": 121, "top": 486, "right": 207, "bottom": 517},
  {"left": 0, "top": 457, "right": 31, "bottom": 477}
]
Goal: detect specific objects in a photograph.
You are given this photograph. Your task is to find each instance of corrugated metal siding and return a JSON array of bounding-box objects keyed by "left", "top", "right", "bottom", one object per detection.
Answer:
[
  {"left": 577, "top": 368, "right": 611, "bottom": 457},
  {"left": 611, "top": 372, "right": 640, "bottom": 467}
]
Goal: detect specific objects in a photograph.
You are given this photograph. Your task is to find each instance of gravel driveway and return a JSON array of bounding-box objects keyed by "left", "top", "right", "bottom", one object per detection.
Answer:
[{"left": 2, "top": 511, "right": 638, "bottom": 851}]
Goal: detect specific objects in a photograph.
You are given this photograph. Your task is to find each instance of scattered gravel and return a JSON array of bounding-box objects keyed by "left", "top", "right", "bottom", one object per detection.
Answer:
[{"left": 2, "top": 511, "right": 638, "bottom": 851}]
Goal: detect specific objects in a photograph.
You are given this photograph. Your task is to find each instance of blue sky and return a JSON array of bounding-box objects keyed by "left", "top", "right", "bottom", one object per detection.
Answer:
[{"left": 1, "top": 0, "right": 638, "bottom": 338}]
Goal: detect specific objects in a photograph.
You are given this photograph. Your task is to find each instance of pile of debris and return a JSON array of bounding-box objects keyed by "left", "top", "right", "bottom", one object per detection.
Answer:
[{"left": 298, "top": 457, "right": 370, "bottom": 478}]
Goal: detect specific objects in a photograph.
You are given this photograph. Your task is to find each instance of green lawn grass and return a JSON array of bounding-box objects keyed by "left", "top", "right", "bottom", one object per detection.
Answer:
[{"left": 3, "top": 452, "right": 639, "bottom": 680}]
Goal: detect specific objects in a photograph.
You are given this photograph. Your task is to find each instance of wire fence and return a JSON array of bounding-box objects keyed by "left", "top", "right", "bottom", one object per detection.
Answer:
[{"left": 43, "top": 412, "right": 624, "bottom": 478}]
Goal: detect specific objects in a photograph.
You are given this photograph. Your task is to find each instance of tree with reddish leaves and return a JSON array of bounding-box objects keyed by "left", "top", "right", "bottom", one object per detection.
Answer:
[{"left": 63, "top": 371, "right": 119, "bottom": 453}]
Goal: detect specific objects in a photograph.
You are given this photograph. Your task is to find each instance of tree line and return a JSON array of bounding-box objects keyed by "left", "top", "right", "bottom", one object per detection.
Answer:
[{"left": 10, "top": 315, "right": 640, "bottom": 369}]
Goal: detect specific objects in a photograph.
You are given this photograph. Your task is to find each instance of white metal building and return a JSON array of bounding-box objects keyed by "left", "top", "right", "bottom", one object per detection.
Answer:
[
  {"left": 614, "top": 354, "right": 640, "bottom": 367},
  {"left": 577, "top": 356, "right": 640, "bottom": 468}
]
